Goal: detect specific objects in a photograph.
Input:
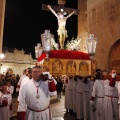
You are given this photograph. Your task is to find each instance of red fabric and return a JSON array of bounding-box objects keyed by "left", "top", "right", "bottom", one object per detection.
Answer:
[
  {"left": 48, "top": 81, "right": 56, "bottom": 92},
  {"left": 90, "top": 96, "right": 95, "bottom": 101},
  {"left": 2, "top": 100, "right": 8, "bottom": 106},
  {"left": 37, "top": 53, "right": 46, "bottom": 62},
  {"left": 9, "top": 103, "right": 12, "bottom": 111},
  {"left": 49, "top": 50, "right": 90, "bottom": 60},
  {"left": 17, "top": 112, "right": 26, "bottom": 120},
  {"left": 37, "top": 50, "right": 90, "bottom": 62},
  {"left": 109, "top": 79, "right": 116, "bottom": 87},
  {"left": 17, "top": 85, "right": 20, "bottom": 88}
]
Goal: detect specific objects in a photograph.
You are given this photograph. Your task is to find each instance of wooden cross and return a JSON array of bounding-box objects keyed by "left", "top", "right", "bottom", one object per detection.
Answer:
[{"left": 42, "top": 0, "right": 80, "bottom": 15}]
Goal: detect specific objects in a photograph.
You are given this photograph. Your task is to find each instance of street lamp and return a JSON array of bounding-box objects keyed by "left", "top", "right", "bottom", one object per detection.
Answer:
[
  {"left": 86, "top": 34, "right": 97, "bottom": 60},
  {"left": 0, "top": 54, "right": 5, "bottom": 59},
  {"left": 86, "top": 34, "right": 97, "bottom": 77},
  {"left": 35, "top": 43, "right": 43, "bottom": 59},
  {"left": 41, "top": 30, "right": 54, "bottom": 58}
]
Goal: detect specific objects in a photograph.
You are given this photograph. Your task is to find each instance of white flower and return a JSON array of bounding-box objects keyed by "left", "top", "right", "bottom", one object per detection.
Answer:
[{"left": 65, "top": 38, "right": 81, "bottom": 51}]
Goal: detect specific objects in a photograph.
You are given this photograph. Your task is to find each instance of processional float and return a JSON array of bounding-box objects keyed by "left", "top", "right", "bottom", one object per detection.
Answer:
[
  {"left": 35, "top": 29, "right": 97, "bottom": 77},
  {"left": 35, "top": 0, "right": 97, "bottom": 77}
]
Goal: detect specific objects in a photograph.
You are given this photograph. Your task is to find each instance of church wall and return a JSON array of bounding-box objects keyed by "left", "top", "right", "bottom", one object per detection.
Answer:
[
  {"left": 87, "top": 0, "right": 103, "bottom": 10},
  {"left": 78, "top": 0, "right": 120, "bottom": 70},
  {"left": 78, "top": 0, "right": 88, "bottom": 53}
]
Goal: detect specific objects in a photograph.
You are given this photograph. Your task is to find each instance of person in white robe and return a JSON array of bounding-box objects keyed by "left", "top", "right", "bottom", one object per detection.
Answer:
[
  {"left": 89, "top": 77, "right": 96, "bottom": 120},
  {"left": 17, "top": 68, "right": 32, "bottom": 103},
  {"left": 90, "top": 80, "right": 104, "bottom": 120},
  {"left": 17, "top": 66, "right": 57, "bottom": 120},
  {"left": 83, "top": 76, "right": 91, "bottom": 120},
  {"left": 90, "top": 70, "right": 107, "bottom": 120},
  {"left": 16, "top": 68, "right": 30, "bottom": 92},
  {"left": 67, "top": 76, "right": 74, "bottom": 115},
  {"left": 6, "top": 79, "right": 14, "bottom": 117},
  {"left": 103, "top": 69, "right": 119, "bottom": 120},
  {"left": 6, "top": 79, "right": 14, "bottom": 95},
  {"left": 73, "top": 76, "right": 77, "bottom": 117},
  {"left": 64, "top": 76, "right": 69, "bottom": 113},
  {"left": 117, "top": 77, "right": 120, "bottom": 119},
  {"left": 0, "top": 82, "right": 12, "bottom": 120},
  {"left": 76, "top": 76, "right": 84, "bottom": 120}
]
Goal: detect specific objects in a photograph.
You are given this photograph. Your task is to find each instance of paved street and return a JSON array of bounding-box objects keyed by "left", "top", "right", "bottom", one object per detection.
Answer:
[{"left": 11, "top": 94, "right": 75, "bottom": 120}]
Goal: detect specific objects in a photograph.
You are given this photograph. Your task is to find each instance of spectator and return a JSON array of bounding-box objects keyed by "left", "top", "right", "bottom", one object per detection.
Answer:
[{"left": 56, "top": 77, "right": 63, "bottom": 99}]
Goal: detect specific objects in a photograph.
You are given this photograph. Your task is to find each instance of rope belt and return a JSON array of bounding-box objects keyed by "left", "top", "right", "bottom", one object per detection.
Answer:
[
  {"left": 28, "top": 105, "right": 49, "bottom": 112},
  {"left": 105, "top": 95, "right": 118, "bottom": 98},
  {"left": 77, "top": 92, "right": 83, "bottom": 94},
  {"left": 96, "top": 95, "right": 104, "bottom": 98},
  {"left": 68, "top": 89, "right": 73, "bottom": 91},
  {"left": 83, "top": 91, "right": 90, "bottom": 93}
]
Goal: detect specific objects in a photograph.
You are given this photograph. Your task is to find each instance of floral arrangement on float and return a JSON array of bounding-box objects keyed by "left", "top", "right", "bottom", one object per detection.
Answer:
[
  {"left": 65, "top": 37, "right": 81, "bottom": 51},
  {"left": 51, "top": 37, "right": 81, "bottom": 51},
  {"left": 37, "top": 31, "right": 97, "bottom": 76}
]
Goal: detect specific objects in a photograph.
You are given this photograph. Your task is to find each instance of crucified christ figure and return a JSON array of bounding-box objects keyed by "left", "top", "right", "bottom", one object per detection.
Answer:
[{"left": 47, "top": 5, "right": 76, "bottom": 49}]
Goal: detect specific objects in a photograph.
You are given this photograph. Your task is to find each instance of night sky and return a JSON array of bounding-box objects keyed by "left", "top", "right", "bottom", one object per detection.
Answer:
[{"left": 3, "top": 0, "right": 78, "bottom": 59}]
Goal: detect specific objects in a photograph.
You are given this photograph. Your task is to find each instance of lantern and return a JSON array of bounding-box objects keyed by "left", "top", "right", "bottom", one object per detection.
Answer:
[
  {"left": 41, "top": 30, "right": 54, "bottom": 58},
  {"left": 86, "top": 34, "right": 97, "bottom": 60}
]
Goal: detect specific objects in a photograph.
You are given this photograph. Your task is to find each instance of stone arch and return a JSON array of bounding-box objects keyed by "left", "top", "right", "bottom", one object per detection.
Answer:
[
  {"left": 108, "top": 39, "right": 120, "bottom": 74},
  {"left": 6, "top": 68, "right": 13, "bottom": 75}
]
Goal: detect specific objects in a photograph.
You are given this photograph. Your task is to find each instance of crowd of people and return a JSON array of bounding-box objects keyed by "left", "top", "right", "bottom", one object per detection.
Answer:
[
  {"left": 0, "top": 66, "right": 57, "bottom": 120},
  {"left": 0, "top": 67, "right": 120, "bottom": 120},
  {"left": 0, "top": 67, "right": 32, "bottom": 120},
  {"left": 0, "top": 73, "right": 20, "bottom": 97},
  {"left": 0, "top": 73, "right": 21, "bottom": 120},
  {"left": 64, "top": 68, "right": 120, "bottom": 120}
]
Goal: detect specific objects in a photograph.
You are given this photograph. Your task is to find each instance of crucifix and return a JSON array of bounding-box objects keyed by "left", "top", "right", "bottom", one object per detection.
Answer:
[{"left": 42, "top": 0, "right": 80, "bottom": 49}]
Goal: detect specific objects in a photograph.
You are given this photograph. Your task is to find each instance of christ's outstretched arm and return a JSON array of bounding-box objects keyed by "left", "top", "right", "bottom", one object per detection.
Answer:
[
  {"left": 47, "top": 5, "right": 58, "bottom": 18},
  {"left": 66, "top": 10, "right": 76, "bottom": 19}
]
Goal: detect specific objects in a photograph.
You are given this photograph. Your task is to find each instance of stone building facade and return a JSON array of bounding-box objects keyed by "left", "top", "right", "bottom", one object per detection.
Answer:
[
  {"left": 1, "top": 49, "right": 36, "bottom": 75},
  {"left": 78, "top": 0, "right": 120, "bottom": 73}
]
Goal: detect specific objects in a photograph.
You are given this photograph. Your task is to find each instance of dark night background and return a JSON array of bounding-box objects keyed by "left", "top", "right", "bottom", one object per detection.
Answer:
[{"left": 3, "top": 0, "right": 78, "bottom": 59}]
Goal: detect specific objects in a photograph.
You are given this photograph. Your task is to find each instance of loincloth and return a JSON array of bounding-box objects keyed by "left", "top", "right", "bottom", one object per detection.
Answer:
[{"left": 57, "top": 29, "right": 68, "bottom": 38}]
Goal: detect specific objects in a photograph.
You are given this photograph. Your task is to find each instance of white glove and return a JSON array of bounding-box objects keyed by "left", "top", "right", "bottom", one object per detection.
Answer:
[
  {"left": 90, "top": 100, "right": 94, "bottom": 105},
  {"left": 112, "top": 73, "right": 116, "bottom": 78}
]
